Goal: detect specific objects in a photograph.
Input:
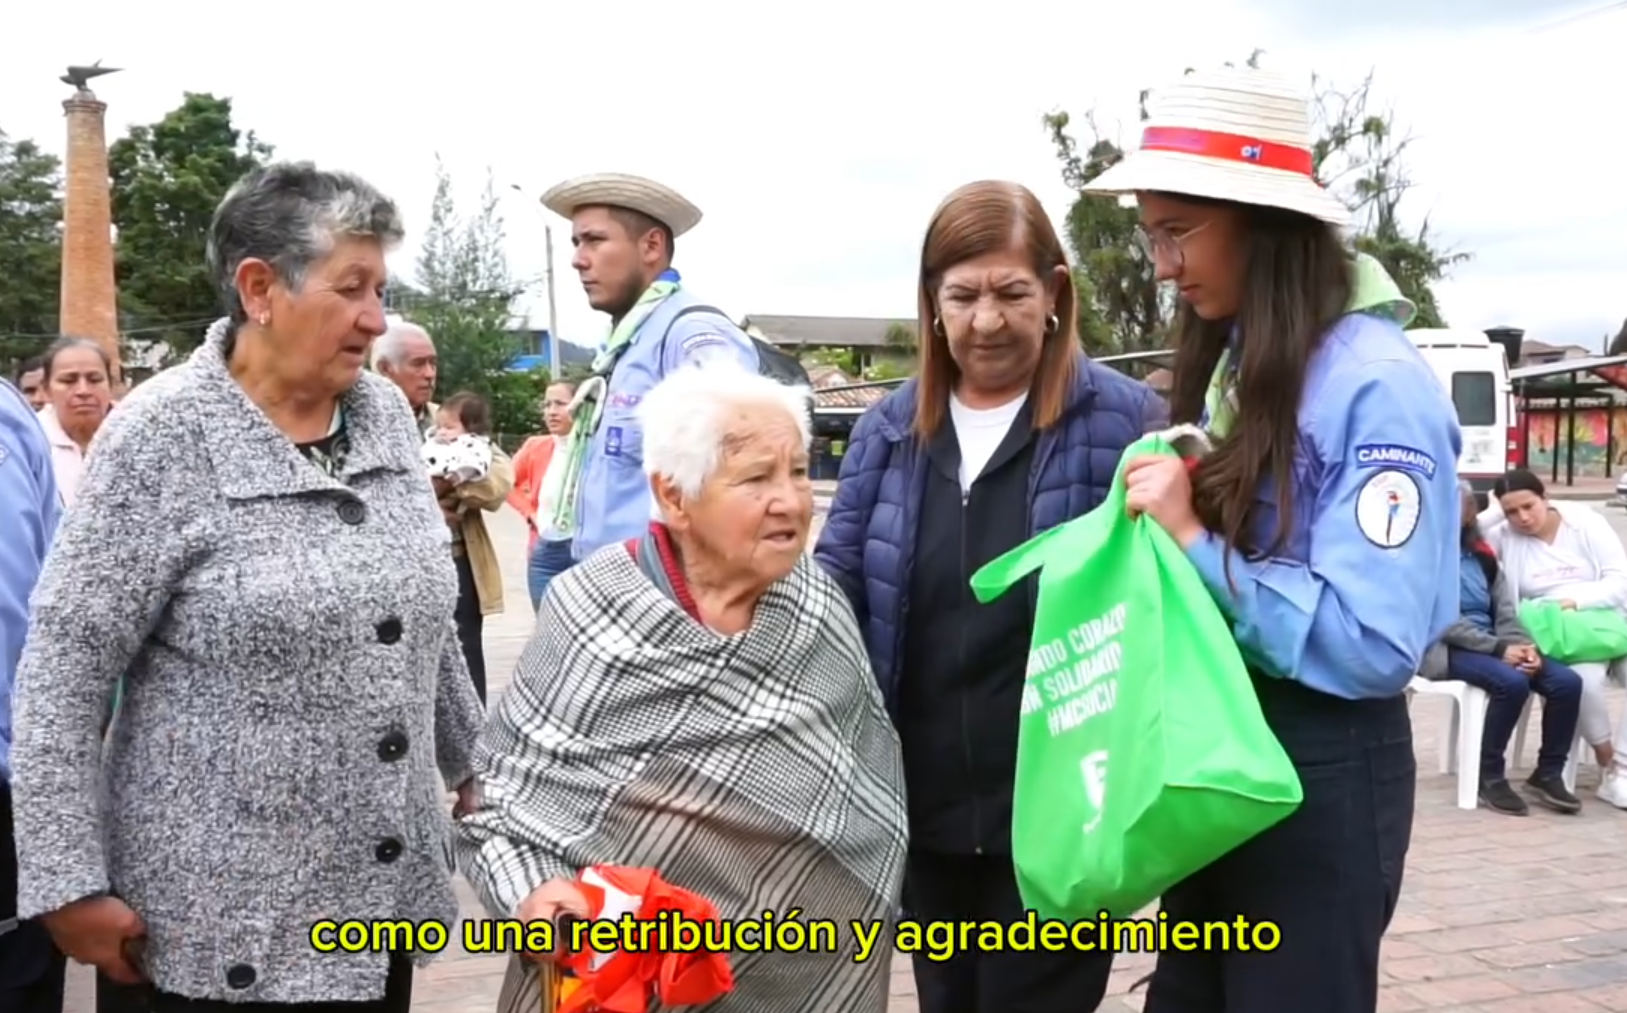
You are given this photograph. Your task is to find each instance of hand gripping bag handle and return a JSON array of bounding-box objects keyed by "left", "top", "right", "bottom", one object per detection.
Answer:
[{"left": 969, "top": 430, "right": 1190, "bottom": 605}]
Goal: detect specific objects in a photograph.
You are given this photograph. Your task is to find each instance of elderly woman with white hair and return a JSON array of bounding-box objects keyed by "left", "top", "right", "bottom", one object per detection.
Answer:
[
  {"left": 457, "top": 360, "right": 908, "bottom": 1013},
  {"left": 9, "top": 162, "right": 485, "bottom": 1013}
]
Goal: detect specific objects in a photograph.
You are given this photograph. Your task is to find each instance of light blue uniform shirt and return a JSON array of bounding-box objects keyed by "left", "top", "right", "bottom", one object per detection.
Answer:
[
  {"left": 1185, "top": 313, "right": 1462, "bottom": 700},
  {"left": 0, "top": 380, "right": 62, "bottom": 783},
  {"left": 572, "top": 290, "right": 759, "bottom": 560}
]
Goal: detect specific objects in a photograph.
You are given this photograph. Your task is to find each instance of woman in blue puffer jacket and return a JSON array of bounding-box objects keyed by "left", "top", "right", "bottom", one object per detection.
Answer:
[{"left": 813, "top": 180, "right": 1165, "bottom": 1013}]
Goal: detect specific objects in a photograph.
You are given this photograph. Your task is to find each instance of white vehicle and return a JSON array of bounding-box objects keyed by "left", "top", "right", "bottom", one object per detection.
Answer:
[{"left": 1406, "top": 328, "right": 1518, "bottom": 495}]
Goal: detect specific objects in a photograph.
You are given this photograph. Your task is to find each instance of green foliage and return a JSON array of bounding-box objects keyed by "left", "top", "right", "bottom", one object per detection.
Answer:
[
  {"left": 1046, "top": 53, "right": 1469, "bottom": 351},
  {"left": 486, "top": 368, "right": 553, "bottom": 448},
  {"left": 1313, "top": 75, "right": 1469, "bottom": 330},
  {"left": 865, "top": 357, "right": 915, "bottom": 381},
  {"left": 558, "top": 361, "right": 596, "bottom": 384},
  {"left": 1042, "top": 111, "right": 1161, "bottom": 354},
  {"left": 883, "top": 321, "right": 917, "bottom": 352},
  {"left": 0, "top": 130, "right": 63, "bottom": 366},
  {"left": 803, "top": 346, "right": 860, "bottom": 375},
  {"left": 409, "top": 159, "right": 532, "bottom": 437},
  {"left": 109, "top": 93, "right": 273, "bottom": 355}
]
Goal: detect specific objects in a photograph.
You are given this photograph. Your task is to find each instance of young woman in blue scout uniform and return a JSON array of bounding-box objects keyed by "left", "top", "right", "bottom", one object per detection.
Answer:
[{"left": 1083, "top": 67, "right": 1462, "bottom": 1013}]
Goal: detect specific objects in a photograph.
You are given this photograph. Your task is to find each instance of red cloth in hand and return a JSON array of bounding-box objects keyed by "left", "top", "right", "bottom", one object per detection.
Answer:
[{"left": 558, "top": 866, "right": 735, "bottom": 1012}]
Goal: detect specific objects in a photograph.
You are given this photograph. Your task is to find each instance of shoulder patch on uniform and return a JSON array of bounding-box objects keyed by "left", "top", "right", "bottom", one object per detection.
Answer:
[
  {"left": 1354, "top": 470, "right": 1422, "bottom": 549},
  {"left": 1353, "top": 443, "right": 1437, "bottom": 478},
  {"left": 679, "top": 332, "right": 729, "bottom": 352}
]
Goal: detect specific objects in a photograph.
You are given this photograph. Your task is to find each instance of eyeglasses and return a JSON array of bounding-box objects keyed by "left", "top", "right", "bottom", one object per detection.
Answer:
[{"left": 1132, "top": 220, "right": 1211, "bottom": 274}]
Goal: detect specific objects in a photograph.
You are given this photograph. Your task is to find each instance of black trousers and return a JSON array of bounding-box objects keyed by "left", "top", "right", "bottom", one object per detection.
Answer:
[
  {"left": 906, "top": 851, "right": 1113, "bottom": 1013},
  {"left": 1, "top": 782, "right": 66, "bottom": 1013},
  {"left": 453, "top": 550, "right": 486, "bottom": 706},
  {"left": 1144, "top": 676, "right": 1414, "bottom": 1013}
]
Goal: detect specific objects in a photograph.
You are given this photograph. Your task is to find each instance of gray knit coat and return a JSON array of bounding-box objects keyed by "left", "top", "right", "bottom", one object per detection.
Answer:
[{"left": 9, "top": 324, "right": 486, "bottom": 1002}]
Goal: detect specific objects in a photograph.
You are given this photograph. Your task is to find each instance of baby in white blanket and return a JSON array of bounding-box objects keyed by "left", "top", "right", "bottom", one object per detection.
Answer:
[{"left": 422, "top": 393, "right": 493, "bottom": 485}]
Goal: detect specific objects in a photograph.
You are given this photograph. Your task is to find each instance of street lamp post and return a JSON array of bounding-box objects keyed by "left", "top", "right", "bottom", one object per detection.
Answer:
[{"left": 509, "top": 184, "right": 561, "bottom": 379}]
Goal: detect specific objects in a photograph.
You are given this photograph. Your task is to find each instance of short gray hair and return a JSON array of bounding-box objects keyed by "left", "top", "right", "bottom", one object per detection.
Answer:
[
  {"left": 207, "top": 162, "right": 405, "bottom": 323},
  {"left": 372, "top": 316, "right": 433, "bottom": 371},
  {"left": 637, "top": 359, "right": 812, "bottom": 499}
]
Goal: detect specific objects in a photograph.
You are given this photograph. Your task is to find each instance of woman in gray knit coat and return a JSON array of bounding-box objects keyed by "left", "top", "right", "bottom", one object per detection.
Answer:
[{"left": 8, "top": 163, "right": 485, "bottom": 1013}]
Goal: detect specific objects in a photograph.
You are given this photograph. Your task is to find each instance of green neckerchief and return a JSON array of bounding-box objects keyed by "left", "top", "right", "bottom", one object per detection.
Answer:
[
  {"left": 543, "top": 268, "right": 683, "bottom": 535},
  {"left": 1201, "top": 253, "right": 1416, "bottom": 439}
]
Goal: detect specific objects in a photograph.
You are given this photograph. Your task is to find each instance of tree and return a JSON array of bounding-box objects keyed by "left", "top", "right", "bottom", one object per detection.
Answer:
[
  {"left": 109, "top": 93, "right": 273, "bottom": 356},
  {"left": 410, "top": 160, "right": 535, "bottom": 439},
  {"left": 0, "top": 130, "right": 63, "bottom": 367},
  {"left": 1311, "top": 72, "right": 1468, "bottom": 329},
  {"left": 1045, "top": 51, "right": 1468, "bottom": 353}
]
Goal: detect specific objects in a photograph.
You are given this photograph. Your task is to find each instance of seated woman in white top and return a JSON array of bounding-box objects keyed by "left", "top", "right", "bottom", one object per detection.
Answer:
[{"left": 1483, "top": 469, "right": 1627, "bottom": 810}]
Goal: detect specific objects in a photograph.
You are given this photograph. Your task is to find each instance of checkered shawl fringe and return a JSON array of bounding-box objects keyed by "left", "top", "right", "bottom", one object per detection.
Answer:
[{"left": 460, "top": 546, "right": 908, "bottom": 1013}]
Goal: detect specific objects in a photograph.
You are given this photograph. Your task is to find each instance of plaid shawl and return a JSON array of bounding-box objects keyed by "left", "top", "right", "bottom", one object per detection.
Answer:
[{"left": 458, "top": 545, "right": 908, "bottom": 1013}]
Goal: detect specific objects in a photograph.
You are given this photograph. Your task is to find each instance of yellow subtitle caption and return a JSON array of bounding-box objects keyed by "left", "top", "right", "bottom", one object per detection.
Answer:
[{"left": 309, "top": 909, "right": 1280, "bottom": 962}]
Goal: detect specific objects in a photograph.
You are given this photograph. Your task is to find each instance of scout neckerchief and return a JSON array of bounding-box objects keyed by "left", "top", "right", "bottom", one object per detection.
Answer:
[
  {"left": 1198, "top": 253, "right": 1417, "bottom": 439},
  {"left": 543, "top": 267, "right": 683, "bottom": 535}
]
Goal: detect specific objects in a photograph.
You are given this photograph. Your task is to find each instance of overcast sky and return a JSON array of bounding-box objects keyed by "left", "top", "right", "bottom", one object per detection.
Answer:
[{"left": 3, "top": 0, "right": 1621, "bottom": 350}]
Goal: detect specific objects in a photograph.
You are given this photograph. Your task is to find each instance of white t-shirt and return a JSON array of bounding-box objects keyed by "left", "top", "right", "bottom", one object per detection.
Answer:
[
  {"left": 949, "top": 391, "right": 1028, "bottom": 495},
  {"left": 1488, "top": 502, "right": 1627, "bottom": 612},
  {"left": 1517, "top": 525, "right": 1597, "bottom": 601}
]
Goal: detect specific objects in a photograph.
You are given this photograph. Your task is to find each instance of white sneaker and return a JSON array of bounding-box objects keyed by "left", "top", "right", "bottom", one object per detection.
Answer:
[{"left": 1598, "top": 768, "right": 1627, "bottom": 810}]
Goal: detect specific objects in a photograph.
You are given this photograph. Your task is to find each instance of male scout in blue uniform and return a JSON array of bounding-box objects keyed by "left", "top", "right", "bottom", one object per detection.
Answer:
[{"left": 537, "top": 173, "right": 759, "bottom": 560}]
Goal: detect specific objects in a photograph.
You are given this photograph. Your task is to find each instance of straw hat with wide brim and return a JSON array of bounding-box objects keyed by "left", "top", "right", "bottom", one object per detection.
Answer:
[
  {"left": 1083, "top": 66, "right": 1351, "bottom": 227},
  {"left": 539, "top": 173, "right": 703, "bottom": 237}
]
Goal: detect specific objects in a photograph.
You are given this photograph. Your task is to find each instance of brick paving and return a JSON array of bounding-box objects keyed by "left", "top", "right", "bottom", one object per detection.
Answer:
[{"left": 66, "top": 504, "right": 1627, "bottom": 1012}]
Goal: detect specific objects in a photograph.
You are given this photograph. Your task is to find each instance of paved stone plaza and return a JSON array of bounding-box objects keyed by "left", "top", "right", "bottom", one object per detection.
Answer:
[{"left": 65, "top": 500, "right": 1627, "bottom": 1012}]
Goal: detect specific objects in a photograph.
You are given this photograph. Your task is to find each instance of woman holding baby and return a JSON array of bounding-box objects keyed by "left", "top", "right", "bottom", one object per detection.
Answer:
[
  {"left": 7, "top": 162, "right": 484, "bottom": 1013},
  {"left": 423, "top": 390, "right": 514, "bottom": 705}
]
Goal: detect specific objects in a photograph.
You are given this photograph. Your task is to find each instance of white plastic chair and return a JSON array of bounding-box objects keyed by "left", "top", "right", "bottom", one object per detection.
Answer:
[
  {"left": 1406, "top": 677, "right": 1487, "bottom": 810},
  {"left": 1407, "top": 676, "right": 1587, "bottom": 811},
  {"left": 1509, "top": 698, "right": 1588, "bottom": 794}
]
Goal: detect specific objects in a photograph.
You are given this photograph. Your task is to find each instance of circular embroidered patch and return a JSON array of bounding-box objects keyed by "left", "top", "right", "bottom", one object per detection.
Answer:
[{"left": 1354, "top": 469, "right": 1422, "bottom": 549}]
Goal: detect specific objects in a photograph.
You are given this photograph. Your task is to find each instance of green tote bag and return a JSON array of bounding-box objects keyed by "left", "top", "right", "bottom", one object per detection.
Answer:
[
  {"left": 970, "top": 433, "right": 1303, "bottom": 921},
  {"left": 1518, "top": 600, "right": 1627, "bottom": 664}
]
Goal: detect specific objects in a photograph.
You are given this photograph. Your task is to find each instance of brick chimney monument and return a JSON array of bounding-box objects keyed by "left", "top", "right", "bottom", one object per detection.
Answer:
[{"left": 59, "top": 63, "right": 123, "bottom": 386}]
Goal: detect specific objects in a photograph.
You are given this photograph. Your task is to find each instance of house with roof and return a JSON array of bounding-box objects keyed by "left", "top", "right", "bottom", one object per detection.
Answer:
[
  {"left": 741, "top": 314, "right": 917, "bottom": 375},
  {"left": 505, "top": 329, "right": 596, "bottom": 374}
]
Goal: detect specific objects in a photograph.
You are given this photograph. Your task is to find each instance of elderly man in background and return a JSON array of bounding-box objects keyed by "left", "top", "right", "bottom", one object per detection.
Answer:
[
  {"left": 535, "top": 172, "right": 759, "bottom": 563},
  {"left": 9, "top": 162, "right": 483, "bottom": 1013},
  {"left": 373, "top": 318, "right": 439, "bottom": 435},
  {"left": 459, "top": 359, "right": 906, "bottom": 1013},
  {"left": 373, "top": 317, "right": 512, "bottom": 703},
  {"left": 0, "top": 378, "right": 63, "bottom": 1013}
]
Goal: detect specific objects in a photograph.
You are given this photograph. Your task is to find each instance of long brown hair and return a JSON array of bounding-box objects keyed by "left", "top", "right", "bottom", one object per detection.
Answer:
[
  {"left": 1165, "top": 196, "right": 1351, "bottom": 560},
  {"left": 914, "top": 181, "right": 1079, "bottom": 437}
]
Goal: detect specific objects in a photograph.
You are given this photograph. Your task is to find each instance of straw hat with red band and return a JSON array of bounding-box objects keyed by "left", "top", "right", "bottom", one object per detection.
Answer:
[{"left": 1083, "top": 66, "right": 1351, "bottom": 228}]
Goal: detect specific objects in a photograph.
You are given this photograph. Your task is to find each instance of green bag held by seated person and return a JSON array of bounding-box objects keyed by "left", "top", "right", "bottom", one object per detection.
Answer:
[
  {"left": 969, "top": 430, "right": 1303, "bottom": 921},
  {"left": 1518, "top": 600, "right": 1627, "bottom": 664}
]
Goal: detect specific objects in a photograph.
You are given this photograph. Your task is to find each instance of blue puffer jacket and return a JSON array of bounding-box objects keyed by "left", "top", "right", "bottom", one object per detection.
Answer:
[{"left": 814, "top": 353, "right": 1168, "bottom": 717}]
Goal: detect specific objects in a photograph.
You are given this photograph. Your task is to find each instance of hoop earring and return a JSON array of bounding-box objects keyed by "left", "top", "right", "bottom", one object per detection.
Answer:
[
  {"left": 932, "top": 316, "right": 944, "bottom": 336},
  {"left": 1046, "top": 314, "right": 1060, "bottom": 336}
]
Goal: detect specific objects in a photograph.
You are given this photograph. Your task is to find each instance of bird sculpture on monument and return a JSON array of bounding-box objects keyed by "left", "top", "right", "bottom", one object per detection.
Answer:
[{"left": 61, "top": 60, "right": 121, "bottom": 92}]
